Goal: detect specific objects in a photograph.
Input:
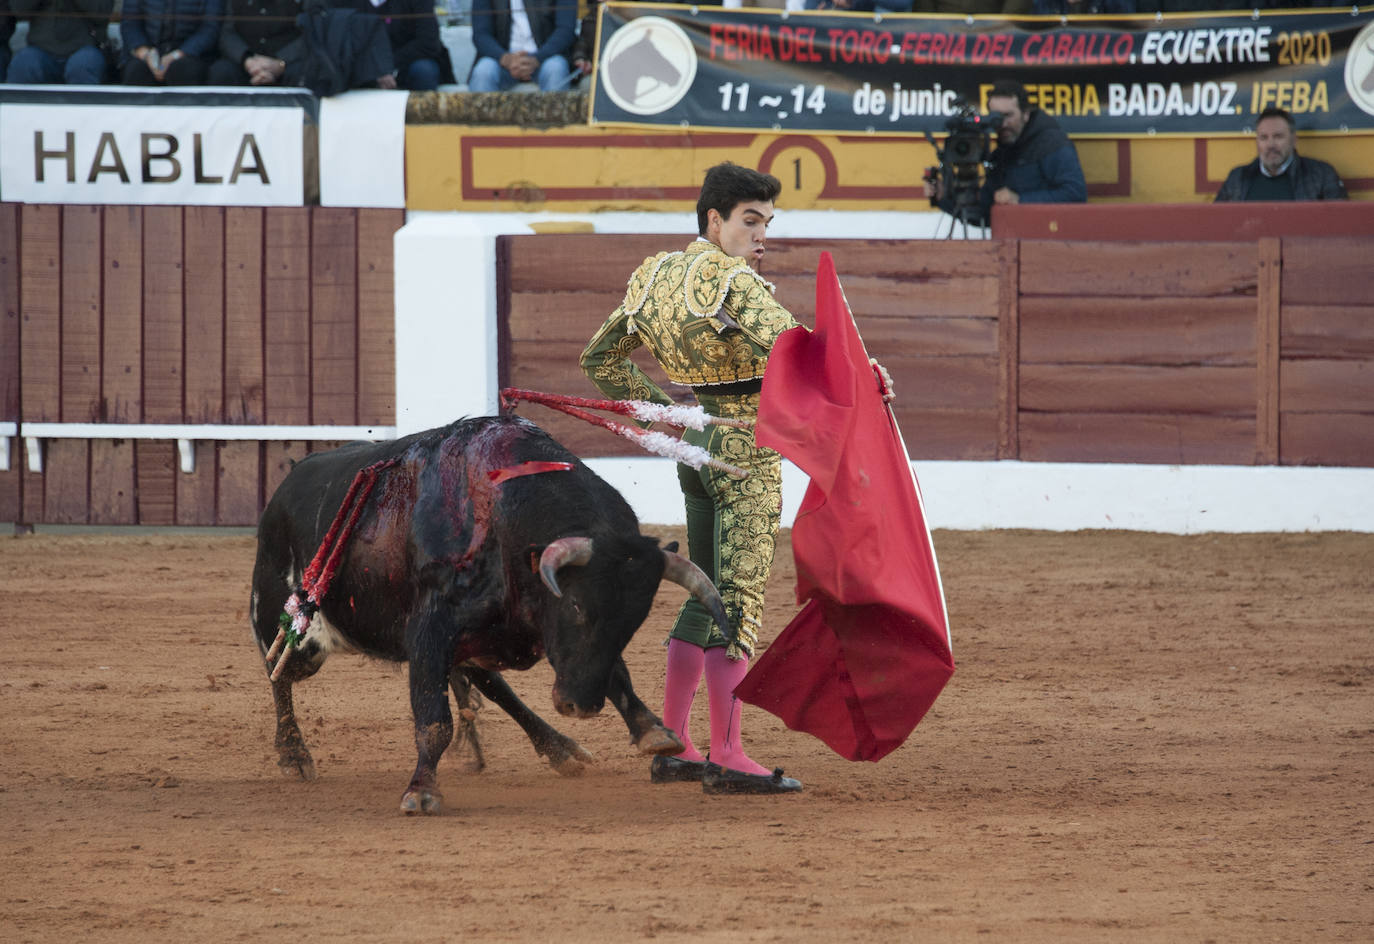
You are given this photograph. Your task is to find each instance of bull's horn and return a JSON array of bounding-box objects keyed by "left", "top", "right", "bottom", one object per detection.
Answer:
[
  {"left": 661, "top": 551, "right": 732, "bottom": 640},
  {"left": 539, "top": 537, "right": 594, "bottom": 597}
]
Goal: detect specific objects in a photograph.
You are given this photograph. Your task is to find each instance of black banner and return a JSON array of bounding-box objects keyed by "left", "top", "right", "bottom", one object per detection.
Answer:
[{"left": 589, "top": 5, "right": 1374, "bottom": 136}]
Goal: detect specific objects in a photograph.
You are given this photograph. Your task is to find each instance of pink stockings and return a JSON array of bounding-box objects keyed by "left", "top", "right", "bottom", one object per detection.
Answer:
[{"left": 661, "top": 638, "right": 771, "bottom": 776}]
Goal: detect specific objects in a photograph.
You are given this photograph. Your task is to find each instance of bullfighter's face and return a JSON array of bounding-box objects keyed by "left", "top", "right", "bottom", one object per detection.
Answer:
[
  {"left": 707, "top": 200, "right": 774, "bottom": 268},
  {"left": 1255, "top": 116, "right": 1295, "bottom": 176}
]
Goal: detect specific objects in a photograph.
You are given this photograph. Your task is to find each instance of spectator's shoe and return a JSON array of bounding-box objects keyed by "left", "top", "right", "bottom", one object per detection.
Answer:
[
  {"left": 650, "top": 754, "right": 707, "bottom": 784},
  {"left": 701, "top": 762, "right": 802, "bottom": 795}
]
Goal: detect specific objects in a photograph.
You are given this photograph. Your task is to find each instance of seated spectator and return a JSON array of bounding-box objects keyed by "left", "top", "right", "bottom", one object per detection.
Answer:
[
  {"left": 6, "top": 0, "right": 114, "bottom": 84},
  {"left": 1032, "top": 0, "right": 1135, "bottom": 12},
  {"left": 805, "top": 0, "right": 904, "bottom": 11},
  {"left": 207, "top": 0, "right": 308, "bottom": 86},
  {"left": 331, "top": 0, "right": 442, "bottom": 90},
  {"left": 1, "top": 1, "right": 14, "bottom": 80},
  {"left": 120, "top": 0, "right": 223, "bottom": 86},
  {"left": 570, "top": 0, "right": 600, "bottom": 79},
  {"left": 468, "top": 0, "right": 576, "bottom": 92},
  {"left": 912, "top": 0, "right": 1032, "bottom": 11},
  {"left": 923, "top": 79, "right": 1087, "bottom": 226},
  {"left": 1215, "top": 107, "right": 1347, "bottom": 202}
]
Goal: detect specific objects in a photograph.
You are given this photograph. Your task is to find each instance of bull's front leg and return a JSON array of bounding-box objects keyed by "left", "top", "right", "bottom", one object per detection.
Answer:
[
  {"left": 462, "top": 667, "right": 596, "bottom": 777},
  {"left": 402, "top": 630, "right": 456, "bottom": 816},
  {"left": 607, "top": 658, "right": 684, "bottom": 756}
]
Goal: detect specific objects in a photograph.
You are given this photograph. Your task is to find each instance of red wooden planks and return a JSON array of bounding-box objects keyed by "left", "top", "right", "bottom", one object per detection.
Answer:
[
  {"left": 1256, "top": 238, "right": 1281, "bottom": 464},
  {"left": 217, "top": 441, "right": 261, "bottom": 526},
  {"left": 310, "top": 207, "right": 358, "bottom": 425},
  {"left": 143, "top": 206, "right": 185, "bottom": 423},
  {"left": 176, "top": 440, "right": 217, "bottom": 526},
  {"left": 1281, "top": 237, "right": 1374, "bottom": 307},
  {"left": 1281, "top": 413, "right": 1374, "bottom": 467},
  {"left": 1019, "top": 412, "right": 1256, "bottom": 465},
  {"left": 224, "top": 207, "right": 264, "bottom": 424},
  {"left": 1019, "top": 296, "right": 1257, "bottom": 366},
  {"left": 1282, "top": 305, "right": 1374, "bottom": 360},
  {"left": 184, "top": 206, "right": 226, "bottom": 423},
  {"left": 61, "top": 205, "right": 102, "bottom": 423},
  {"left": 20, "top": 205, "right": 61, "bottom": 422},
  {"left": 0, "top": 205, "right": 21, "bottom": 522},
  {"left": 43, "top": 439, "right": 88, "bottom": 523},
  {"left": 264, "top": 208, "right": 311, "bottom": 424},
  {"left": 1280, "top": 360, "right": 1374, "bottom": 414},
  {"left": 89, "top": 439, "right": 136, "bottom": 524},
  {"left": 357, "top": 208, "right": 402, "bottom": 426},
  {"left": 135, "top": 440, "right": 177, "bottom": 524},
  {"left": 1019, "top": 242, "right": 1257, "bottom": 299},
  {"left": 1020, "top": 364, "right": 1255, "bottom": 415},
  {"left": 997, "top": 239, "right": 1019, "bottom": 460},
  {"left": 102, "top": 206, "right": 143, "bottom": 422}
]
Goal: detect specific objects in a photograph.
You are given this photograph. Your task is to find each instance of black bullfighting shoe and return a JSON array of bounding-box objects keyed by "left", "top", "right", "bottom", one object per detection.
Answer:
[
  {"left": 650, "top": 754, "right": 708, "bottom": 784},
  {"left": 701, "top": 762, "right": 803, "bottom": 795}
]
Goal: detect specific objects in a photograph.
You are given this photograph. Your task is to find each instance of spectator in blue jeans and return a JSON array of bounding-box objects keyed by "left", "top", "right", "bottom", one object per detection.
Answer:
[
  {"left": 6, "top": 0, "right": 113, "bottom": 84},
  {"left": 468, "top": 0, "right": 575, "bottom": 92}
]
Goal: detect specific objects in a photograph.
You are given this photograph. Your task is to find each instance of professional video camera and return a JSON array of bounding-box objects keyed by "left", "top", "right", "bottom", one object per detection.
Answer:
[{"left": 924, "top": 101, "right": 1004, "bottom": 227}]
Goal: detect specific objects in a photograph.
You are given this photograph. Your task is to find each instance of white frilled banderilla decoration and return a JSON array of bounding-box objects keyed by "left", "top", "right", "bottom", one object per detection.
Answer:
[{"left": 499, "top": 388, "right": 754, "bottom": 479}]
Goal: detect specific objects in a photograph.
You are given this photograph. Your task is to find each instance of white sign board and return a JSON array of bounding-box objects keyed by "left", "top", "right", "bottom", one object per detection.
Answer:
[
  {"left": 319, "top": 90, "right": 408, "bottom": 208},
  {"left": 0, "top": 101, "right": 305, "bottom": 206}
]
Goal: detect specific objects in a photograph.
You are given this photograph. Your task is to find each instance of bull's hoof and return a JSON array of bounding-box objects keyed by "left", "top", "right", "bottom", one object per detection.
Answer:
[
  {"left": 549, "top": 744, "right": 596, "bottom": 778},
  {"left": 400, "top": 788, "right": 443, "bottom": 816},
  {"left": 633, "top": 724, "right": 686, "bottom": 757},
  {"left": 278, "top": 752, "right": 317, "bottom": 781}
]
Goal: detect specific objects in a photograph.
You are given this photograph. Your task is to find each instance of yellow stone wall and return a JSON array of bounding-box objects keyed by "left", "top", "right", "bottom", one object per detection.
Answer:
[{"left": 405, "top": 123, "right": 1373, "bottom": 212}]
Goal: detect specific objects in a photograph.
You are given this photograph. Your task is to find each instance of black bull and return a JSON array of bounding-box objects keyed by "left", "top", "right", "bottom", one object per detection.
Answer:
[{"left": 249, "top": 415, "right": 729, "bottom": 814}]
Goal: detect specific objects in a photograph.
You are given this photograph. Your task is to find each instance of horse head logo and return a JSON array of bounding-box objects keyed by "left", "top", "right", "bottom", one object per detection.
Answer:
[
  {"left": 1343, "top": 20, "right": 1374, "bottom": 117},
  {"left": 599, "top": 16, "right": 698, "bottom": 117},
  {"left": 608, "top": 30, "right": 682, "bottom": 105}
]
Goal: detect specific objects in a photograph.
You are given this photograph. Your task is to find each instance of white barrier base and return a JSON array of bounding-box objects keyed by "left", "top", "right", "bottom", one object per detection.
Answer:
[{"left": 585, "top": 458, "right": 1374, "bottom": 534}]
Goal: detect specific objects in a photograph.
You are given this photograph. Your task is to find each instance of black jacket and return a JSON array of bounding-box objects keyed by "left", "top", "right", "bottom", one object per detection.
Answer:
[
  {"left": 939, "top": 108, "right": 1087, "bottom": 225},
  {"left": 330, "top": 0, "right": 439, "bottom": 72},
  {"left": 1214, "top": 155, "right": 1348, "bottom": 202},
  {"left": 298, "top": 3, "right": 393, "bottom": 95},
  {"left": 219, "top": 0, "right": 307, "bottom": 65},
  {"left": 11, "top": 0, "right": 112, "bottom": 57}
]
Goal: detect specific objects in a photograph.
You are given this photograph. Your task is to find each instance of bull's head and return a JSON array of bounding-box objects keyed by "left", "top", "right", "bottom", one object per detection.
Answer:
[{"left": 535, "top": 534, "right": 728, "bottom": 718}]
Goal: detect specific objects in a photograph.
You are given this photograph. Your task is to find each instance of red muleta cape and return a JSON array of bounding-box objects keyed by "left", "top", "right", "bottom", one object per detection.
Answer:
[{"left": 735, "top": 252, "right": 954, "bottom": 762}]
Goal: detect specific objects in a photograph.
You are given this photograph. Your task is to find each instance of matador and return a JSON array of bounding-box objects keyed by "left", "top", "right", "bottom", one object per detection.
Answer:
[{"left": 580, "top": 162, "right": 804, "bottom": 795}]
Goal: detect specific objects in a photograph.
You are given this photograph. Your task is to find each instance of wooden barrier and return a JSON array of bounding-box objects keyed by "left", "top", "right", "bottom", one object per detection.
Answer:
[
  {"left": 4, "top": 212, "right": 1370, "bottom": 527},
  {"left": 502, "top": 233, "right": 1374, "bottom": 469},
  {"left": 0, "top": 204, "right": 405, "bottom": 527}
]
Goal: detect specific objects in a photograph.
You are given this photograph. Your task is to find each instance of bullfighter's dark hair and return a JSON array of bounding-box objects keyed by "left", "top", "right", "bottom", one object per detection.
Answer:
[
  {"left": 1257, "top": 106, "right": 1296, "bottom": 131},
  {"left": 696, "top": 162, "right": 781, "bottom": 236},
  {"left": 988, "top": 79, "right": 1031, "bottom": 112}
]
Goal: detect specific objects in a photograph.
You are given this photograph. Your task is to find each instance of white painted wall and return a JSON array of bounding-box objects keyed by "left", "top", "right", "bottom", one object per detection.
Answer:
[
  {"left": 394, "top": 211, "right": 1374, "bottom": 533},
  {"left": 584, "top": 458, "right": 1374, "bottom": 534}
]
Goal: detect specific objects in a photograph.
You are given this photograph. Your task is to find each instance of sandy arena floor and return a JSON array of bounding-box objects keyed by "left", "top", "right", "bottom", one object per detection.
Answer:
[{"left": 2, "top": 527, "right": 1371, "bottom": 943}]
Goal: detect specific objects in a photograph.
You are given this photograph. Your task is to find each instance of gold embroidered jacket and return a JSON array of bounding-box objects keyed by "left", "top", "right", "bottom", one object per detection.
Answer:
[{"left": 580, "top": 239, "right": 800, "bottom": 405}]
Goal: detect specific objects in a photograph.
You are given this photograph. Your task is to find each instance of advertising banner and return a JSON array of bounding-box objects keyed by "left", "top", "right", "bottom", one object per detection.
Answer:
[
  {"left": 0, "top": 88, "right": 311, "bottom": 206},
  {"left": 590, "top": 5, "right": 1374, "bottom": 137}
]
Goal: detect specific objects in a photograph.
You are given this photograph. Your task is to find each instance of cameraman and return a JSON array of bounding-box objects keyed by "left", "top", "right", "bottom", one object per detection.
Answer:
[{"left": 924, "top": 79, "right": 1087, "bottom": 225}]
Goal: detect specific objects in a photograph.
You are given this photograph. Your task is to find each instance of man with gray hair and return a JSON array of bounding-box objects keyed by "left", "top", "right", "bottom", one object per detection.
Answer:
[{"left": 1214, "top": 107, "right": 1347, "bottom": 202}]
